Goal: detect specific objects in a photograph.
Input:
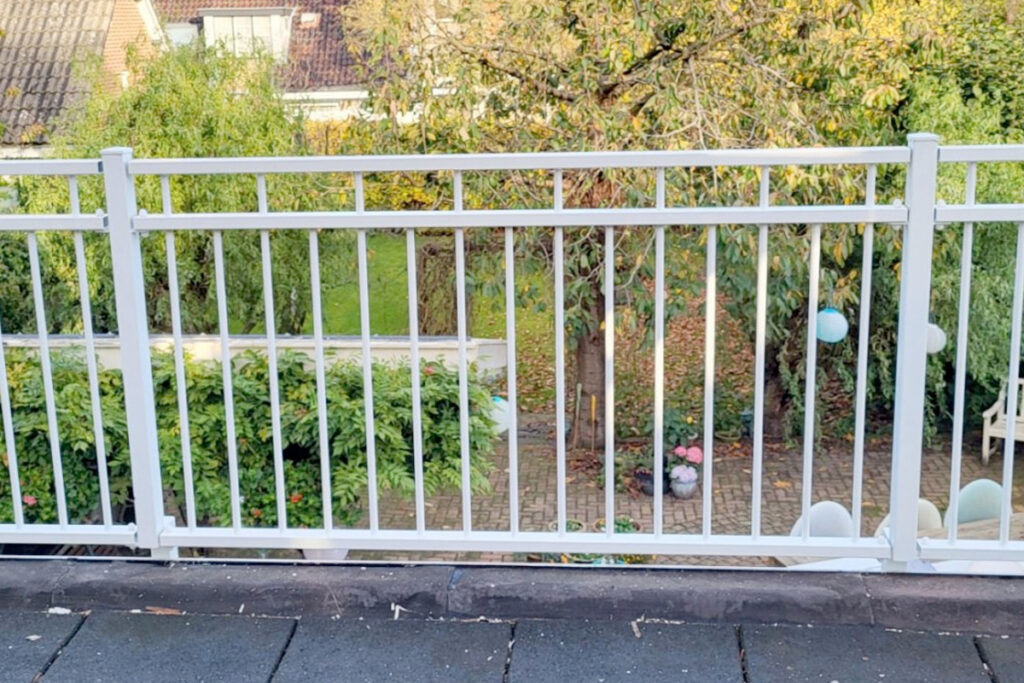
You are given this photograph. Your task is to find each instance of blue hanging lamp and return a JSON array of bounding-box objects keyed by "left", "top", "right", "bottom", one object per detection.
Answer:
[{"left": 816, "top": 307, "right": 849, "bottom": 343}]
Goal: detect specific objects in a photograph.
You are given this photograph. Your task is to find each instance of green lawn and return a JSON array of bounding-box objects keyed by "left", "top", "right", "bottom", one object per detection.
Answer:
[{"left": 318, "top": 233, "right": 411, "bottom": 336}]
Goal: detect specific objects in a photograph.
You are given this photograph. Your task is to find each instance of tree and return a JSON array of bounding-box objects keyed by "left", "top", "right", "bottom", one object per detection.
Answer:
[
  {"left": 11, "top": 44, "right": 339, "bottom": 337},
  {"left": 336, "top": 0, "right": 937, "bottom": 444}
]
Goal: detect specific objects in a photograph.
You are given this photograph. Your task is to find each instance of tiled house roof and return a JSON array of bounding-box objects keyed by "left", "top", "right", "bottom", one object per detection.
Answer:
[
  {"left": 0, "top": 0, "right": 117, "bottom": 145},
  {"left": 150, "top": 0, "right": 362, "bottom": 92}
]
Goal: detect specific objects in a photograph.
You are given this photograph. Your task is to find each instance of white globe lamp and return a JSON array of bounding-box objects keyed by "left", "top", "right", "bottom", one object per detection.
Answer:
[
  {"left": 816, "top": 307, "right": 849, "bottom": 344},
  {"left": 926, "top": 323, "right": 946, "bottom": 354}
]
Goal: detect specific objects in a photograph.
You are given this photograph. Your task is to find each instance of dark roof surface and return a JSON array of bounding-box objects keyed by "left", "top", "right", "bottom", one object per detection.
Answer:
[
  {"left": 151, "top": 0, "right": 362, "bottom": 91},
  {"left": 0, "top": 0, "right": 116, "bottom": 145}
]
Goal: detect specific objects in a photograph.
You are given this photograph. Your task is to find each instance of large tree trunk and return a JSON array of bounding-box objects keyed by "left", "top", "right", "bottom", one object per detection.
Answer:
[
  {"left": 571, "top": 297, "right": 607, "bottom": 451},
  {"left": 416, "top": 234, "right": 469, "bottom": 336},
  {"left": 763, "top": 346, "right": 786, "bottom": 439}
]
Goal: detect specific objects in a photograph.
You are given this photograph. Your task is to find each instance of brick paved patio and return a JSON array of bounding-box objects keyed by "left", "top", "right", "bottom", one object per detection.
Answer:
[{"left": 348, "top": 414, "right": 1024, "bottom": 566}]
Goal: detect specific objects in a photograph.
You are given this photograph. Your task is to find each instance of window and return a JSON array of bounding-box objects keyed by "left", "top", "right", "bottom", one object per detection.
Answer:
[
  {"left": 199, "top": 8, "right": 295, "bottom": 62},
  {"left": 166, "top": 23, "right": 200, "bottom": 47}
]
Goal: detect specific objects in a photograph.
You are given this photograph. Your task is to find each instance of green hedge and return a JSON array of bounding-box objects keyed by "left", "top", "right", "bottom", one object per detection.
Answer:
[{"left": 0, "top": 349, "right": 494, "bottom": 528}]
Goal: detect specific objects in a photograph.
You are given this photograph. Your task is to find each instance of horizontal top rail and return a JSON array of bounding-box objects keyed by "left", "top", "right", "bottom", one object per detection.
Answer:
[
  {"left": 936, "top": 203, "right": 1024, "bottom": 224},
  {"left": 0, "top": 214, "right": 107, "bottom": 232},
  {"left": 127, "top": 146, "right": 910, "bottom": 176},
  {"left": 939, "top": 145, "right": 1024, "bottom": 163},
  {"left": 133, "top": 204, "right": 907, "bottom": 231},
  {"left": 0, "top": 159, "right": 102, "bottom": 176}
]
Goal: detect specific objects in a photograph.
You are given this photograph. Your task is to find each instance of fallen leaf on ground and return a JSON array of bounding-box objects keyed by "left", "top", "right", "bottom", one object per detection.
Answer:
[
  {"left": 144, "top": 606, "right": 182, "bottom": 615},
  {"left": 772, "top": 481, "right": 792, "bottom": 489}
]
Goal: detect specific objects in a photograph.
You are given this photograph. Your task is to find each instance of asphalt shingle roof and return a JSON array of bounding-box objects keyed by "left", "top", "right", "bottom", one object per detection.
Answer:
[{"left": 0, "top": 0, "right": 116, "bottom": 145}]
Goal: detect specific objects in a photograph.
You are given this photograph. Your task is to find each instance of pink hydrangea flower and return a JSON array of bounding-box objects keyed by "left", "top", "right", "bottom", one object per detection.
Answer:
[
  {"left": 22, "top": 494, "right": 37, "bottom": 506},
  {"left": 673, "top": 445, "right": 686, "bottom": 457},
  {"left": 685, "top": 446, "right": 703, "bottom": 464}
]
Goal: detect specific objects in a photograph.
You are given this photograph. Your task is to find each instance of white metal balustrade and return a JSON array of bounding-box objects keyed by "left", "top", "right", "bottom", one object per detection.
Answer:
[{"left": 0, "top": 134, "right": 1021, "bottom": 567}]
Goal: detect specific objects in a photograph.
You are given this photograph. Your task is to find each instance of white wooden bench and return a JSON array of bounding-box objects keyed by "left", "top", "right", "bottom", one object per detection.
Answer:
[{"left": 982, "top": 379, "right": 1024, "bottom": 464}]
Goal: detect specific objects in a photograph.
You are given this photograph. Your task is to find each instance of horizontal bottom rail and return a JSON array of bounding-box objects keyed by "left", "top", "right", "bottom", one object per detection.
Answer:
[
  {"left": 918, "top": 538, "right": 1024, "bottom": 562},
  {"left": 0, "top": 524, "right": 137, "bottom": 547},
  {"left": 159, "top": 528, "right": 891, "bottom": 558}
]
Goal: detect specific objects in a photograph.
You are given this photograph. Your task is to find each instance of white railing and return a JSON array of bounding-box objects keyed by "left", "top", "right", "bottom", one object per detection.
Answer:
[{"left": 0, "top": 134, "right": 1020, "bottom": 567}]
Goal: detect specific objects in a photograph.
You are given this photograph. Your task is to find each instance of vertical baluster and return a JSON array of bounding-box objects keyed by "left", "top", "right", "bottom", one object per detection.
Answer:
[
  {"left": 454, "top": 171, "right": 472, "bottom": 533},
  {"left": 213, "top": 230, "right": 242, "bottom": 529},
  {"left": 947, "top": 163, "right": 975, "bottom": 542},
  {"left": 27, "top": 232, "right": 67, "bottom": 526},
  {"left": 801, "top": 224, "right": 822, "bottom": 539},
  {"left": 702, "top": 226, "right": 717, "bottom": 539},
  {"left": 851, "top": 165, "right": 876, "bottom": 540},
  {"left": 504, "top": 225, "right": 520, "bottom": 535},
  {"left": 72, "top": 173, "right": 112, "bottom": 528},
  {"left": 355, "top": 172, "right": 380, "bottom": 532},
  {"left": 604, "top": 226, "right": 615, "bottom": 536},
  {"left": 751, "top": 167, "right": 769, "bottom": 539},
  {"left": 0, "top": 293, "right": 22, "bottom": 526},
  {"left": 258, "top": 175, "right": 286, "bottom": 528},
  {"left": 162, "top": 176, "right": 197, "bottom": 529},
  {"left": 406, "top": 228, "right": 426, "bottom": 533},
  {"left": 554, "top": 170, "right": 567, "bottom": 534},
  {"left": 1000, "top": 223, "right": 1024, "bottom": 543},
  {"left": 308, "top": 229, "right": 333, "bottom": 530},
  {"left": 653, "top": 168, "right": 666, "bottom": 536}
]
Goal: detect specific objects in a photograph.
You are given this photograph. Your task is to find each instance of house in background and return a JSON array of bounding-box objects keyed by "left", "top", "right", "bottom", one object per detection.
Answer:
[
  {"left": 0, "top": 0, "right": 162, "bottom": 157},
  {"left": 1, "top": 0, "right": 368, "bottom": 158},
  {"left": 149, "top": 1, "right": 368, "bottom": 121}
]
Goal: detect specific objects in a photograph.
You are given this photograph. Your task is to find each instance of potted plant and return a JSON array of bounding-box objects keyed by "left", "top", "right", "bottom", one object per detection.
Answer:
[
  {"left": 593, "top": 516, "right": 647, "bottom": 564},
  {"left": 593, "top": 516, "right": 643, "bottom": 533},
  {"left": 633, "top": 466, "right": 656, "bottom": 496},
  {"left": 668, "top": 445, "right": 703, "bottom": 499},
  {"left": 539, "top": 519, "right": 601, "bottom": 564}
]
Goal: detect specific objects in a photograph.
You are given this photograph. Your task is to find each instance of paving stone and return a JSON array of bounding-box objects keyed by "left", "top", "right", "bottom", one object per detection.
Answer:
[
  {"left": 509, "top": 620, "right": 743, "bottom": 682},
  {"left": 273, "top": 618, "right": 510, "bottom": 682},
  {"left": 0, "top": 611, "right": 81, "bottom": 682},
  {"left": 352, "top": 435, "right": 1024, "bottom": 566},
  {"left": 977, "top": 635, "right": 1024, "bottom": 683},
  {"left": 743, "top": 625, "right": 989, "bottom": 682},
  {"left": 42, "top": 612, "right": 294, "bottom": 683}
]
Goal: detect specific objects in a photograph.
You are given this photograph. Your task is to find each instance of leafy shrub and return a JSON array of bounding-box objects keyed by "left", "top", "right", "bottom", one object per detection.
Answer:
[{"left": 0, "top": 349, "right": 494, "bottom": 528}]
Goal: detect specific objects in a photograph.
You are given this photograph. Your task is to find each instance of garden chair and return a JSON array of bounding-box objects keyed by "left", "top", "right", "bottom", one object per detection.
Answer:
[
  {"left": 982, "top": 379, "right": 1024, "bottom": 464},
  {"left": 788, "top": 501, "right": 854, "bottom": 538},
  {"left": 943, "top": 479, "right": 1003, "bottom": 527},
  {"left": 872, "top": 498, "right": 943, "bottom": 538}
]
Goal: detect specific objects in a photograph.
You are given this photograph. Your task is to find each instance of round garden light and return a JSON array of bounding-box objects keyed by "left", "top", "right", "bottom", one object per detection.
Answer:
[
  {"left": 926, "top": 323, "right": 947, "bottom": 354},
  {"left": 816, "top": 307, "right": 849, "bottom": 343}
]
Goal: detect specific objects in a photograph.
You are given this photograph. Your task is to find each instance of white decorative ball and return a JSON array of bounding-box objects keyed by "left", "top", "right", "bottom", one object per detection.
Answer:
[
  {"left": 491, "top": 396, "right": 510, "bottom": 435},
  {"left": 926, "top": 323, "right": 947, "bottom": 354},
  {"left": 816, "top": 307, "right": 849, "bottom": 344}
]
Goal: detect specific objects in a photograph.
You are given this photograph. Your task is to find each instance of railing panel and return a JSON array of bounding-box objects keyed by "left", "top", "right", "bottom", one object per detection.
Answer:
[
  {"left": 0, "top": 158, "right": 133, "bottom": 543},
  {"left": 18, "top": 139, "right": 1024, "bottom": 570}
]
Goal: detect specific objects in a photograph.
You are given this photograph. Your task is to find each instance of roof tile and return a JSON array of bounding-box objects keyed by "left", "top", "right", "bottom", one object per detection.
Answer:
[{"left": 150, "top": 0, "right": 363, "bottom": 91}]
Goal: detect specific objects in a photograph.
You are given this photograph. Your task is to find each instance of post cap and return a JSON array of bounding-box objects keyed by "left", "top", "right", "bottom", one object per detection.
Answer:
[{"left": 99, "top": 147, "right": 134, "bottom": 157}]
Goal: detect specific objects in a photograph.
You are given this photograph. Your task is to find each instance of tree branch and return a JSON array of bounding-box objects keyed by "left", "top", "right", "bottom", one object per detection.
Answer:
[
  {"left": 602, "top": 13, "right": 776, "bottom": 101},
  {"left": 473, "top": 52, "right": 583, "bottom": 103}
]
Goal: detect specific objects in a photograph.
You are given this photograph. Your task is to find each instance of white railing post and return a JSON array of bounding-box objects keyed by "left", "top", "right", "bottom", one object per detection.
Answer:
[
  {"left": 101, "top": 147, "right": 168, "bottom": 554},
  {"left": 887, "top": 133, "right": 940, "bottom": 565}
]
